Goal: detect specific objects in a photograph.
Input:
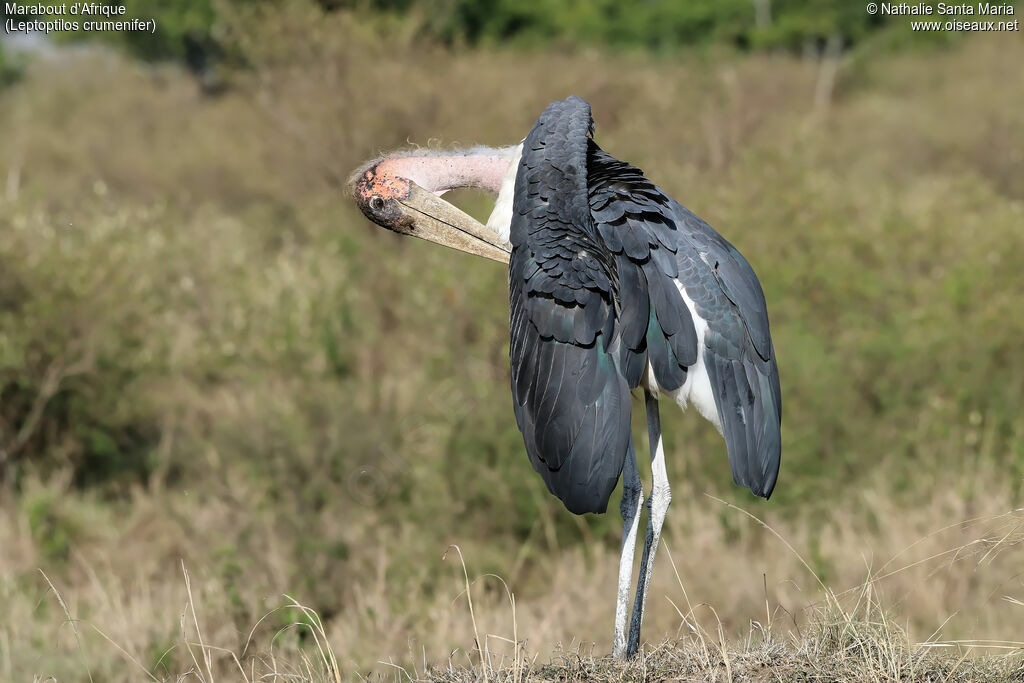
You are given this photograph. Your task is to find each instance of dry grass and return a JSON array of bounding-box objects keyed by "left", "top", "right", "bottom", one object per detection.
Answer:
[
  {"left": 3, "top": 466, "right": 1022, "bottom": 679},
  {"left": 1, "top": 5, "right": 1023, "bottom": 680}
]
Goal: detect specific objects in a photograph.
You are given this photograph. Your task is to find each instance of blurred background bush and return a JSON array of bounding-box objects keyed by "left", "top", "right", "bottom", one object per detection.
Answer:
[{"left": 0, "top": 0, "right": 1021, "bottom": 679}]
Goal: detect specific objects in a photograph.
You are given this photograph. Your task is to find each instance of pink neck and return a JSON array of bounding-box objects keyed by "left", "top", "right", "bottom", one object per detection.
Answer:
[{"left": 374, "top": 150, "right": 511, "bottom": 195}]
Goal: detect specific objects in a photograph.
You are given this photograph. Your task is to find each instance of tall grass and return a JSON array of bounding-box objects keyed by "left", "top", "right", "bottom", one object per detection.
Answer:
[{"left": 0, "top": 5, "right": 1022, "bottom": 679}]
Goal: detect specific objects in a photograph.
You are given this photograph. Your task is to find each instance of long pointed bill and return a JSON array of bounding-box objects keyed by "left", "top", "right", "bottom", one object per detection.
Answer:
[
  {"left": 352, "top": 153, "right": 514, "bottom": 265},
  {"left": 396, "top": 183, "right": 512, "bottom": 264}
]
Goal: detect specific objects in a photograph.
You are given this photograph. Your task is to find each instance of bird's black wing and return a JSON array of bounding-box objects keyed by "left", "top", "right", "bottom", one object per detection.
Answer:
[
  {"left": 509, "top": 96, "right": 700, "bottom": 514},
  {"left": 586, "top": 143, "right": 698, "bottom": 393},
  {"left": 589, "top": 148, "right": 781, "bottom": 498},
  {"left": 509, "top": 96, "right": 631, "bottom": 515},
  {"left": 581, "top": 106, "right": 780, "bottom": 499},
  {"left": 671, "top": 204, "right": 782, "bottom": 498},
  {"left": 510, "top": 96, "right": 780, "bottom": 511}
]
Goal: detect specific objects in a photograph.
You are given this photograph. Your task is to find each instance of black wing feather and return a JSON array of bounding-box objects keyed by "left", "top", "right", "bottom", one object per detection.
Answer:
[
  {"left": 509, "top": 97, "right": 630, "bottom": 514},
  {"left": 673, "top": 206, "right": 782, "bottom": 498},
  {"left": 587, "top": 144, "right": 697, "bottom": 393}
]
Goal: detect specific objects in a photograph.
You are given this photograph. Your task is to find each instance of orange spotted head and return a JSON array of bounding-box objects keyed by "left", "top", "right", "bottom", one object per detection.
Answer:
[{"left": 352, "top": 162, "right": 415, "bottom": 234}]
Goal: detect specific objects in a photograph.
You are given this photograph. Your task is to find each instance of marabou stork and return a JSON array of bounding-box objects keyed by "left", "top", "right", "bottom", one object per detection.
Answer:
[{"left": 352, "top": 96, "right": 781, "bottom": 658}]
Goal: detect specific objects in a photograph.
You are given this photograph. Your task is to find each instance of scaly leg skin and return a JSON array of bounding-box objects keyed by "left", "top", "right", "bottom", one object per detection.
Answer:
[
  {"left": 626, "top": 391, "right": 672, "bottom": 658},
  {"left": 612, "top": 441, "right": 643, "bottom": 659}
]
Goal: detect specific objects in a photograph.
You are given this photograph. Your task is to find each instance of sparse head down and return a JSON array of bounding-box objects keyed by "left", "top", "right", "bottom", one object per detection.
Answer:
[{"left": 351, "top": 146, "right": 518, "bottom": 263}]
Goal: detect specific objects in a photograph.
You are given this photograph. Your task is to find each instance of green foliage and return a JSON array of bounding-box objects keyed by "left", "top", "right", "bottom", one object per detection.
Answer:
[
  {"left": 23, "top": 489, "right": 76, "bottom": 562},
  {"left": 370, "top": 0, "right": 916, "bottom": 52},
  {"left": 0, "top": 44, "right": 23, "bottom": 88},
  {"left": 109, "top": 0, "right": 219, "bottom": 62},
  {"left": 36, "top": 0, "right": 220, "bottom": 62},
  {"left": 31, "top": 0, "right": 999, "bottom": 69},
  {"left": 0, "top": 200, "right": 175, "bottom": 489}
]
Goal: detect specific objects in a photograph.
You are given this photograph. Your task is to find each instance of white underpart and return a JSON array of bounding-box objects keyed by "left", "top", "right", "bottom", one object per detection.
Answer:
[
  {"left": 643, "top": 280, "right": 723, "bottom": 434},
  {"left": 485, "top": 143, "right": 523, "bottom": 243}
]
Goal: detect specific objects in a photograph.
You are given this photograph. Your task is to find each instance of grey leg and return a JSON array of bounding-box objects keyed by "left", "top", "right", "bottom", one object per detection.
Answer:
[
  {"left": 612, "top": 440, "right": 643, "bottom": 658},
  {"left": 626, "top": 391, "right": 672, "bottom": 658}
]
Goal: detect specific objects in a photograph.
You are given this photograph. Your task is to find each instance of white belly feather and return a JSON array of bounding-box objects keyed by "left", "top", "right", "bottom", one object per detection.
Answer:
[{"left": 486, "top": 143, "right": 523, "bottom": 243}]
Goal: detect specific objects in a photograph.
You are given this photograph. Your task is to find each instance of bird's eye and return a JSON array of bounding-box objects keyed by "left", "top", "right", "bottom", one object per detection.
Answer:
[{"left": 369, "top": 195, "right": 385, "bottom": 211}]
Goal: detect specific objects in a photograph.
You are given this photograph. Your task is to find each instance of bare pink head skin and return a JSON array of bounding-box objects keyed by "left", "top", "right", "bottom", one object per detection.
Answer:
[{"left": 352, "top": 147, "right": 518, "bottom": 263}]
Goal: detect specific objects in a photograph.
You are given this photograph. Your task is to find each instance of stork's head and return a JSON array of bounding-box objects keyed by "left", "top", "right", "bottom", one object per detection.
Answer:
[{"left": 351, "top": 148, "right": 515, "bottom": 264}]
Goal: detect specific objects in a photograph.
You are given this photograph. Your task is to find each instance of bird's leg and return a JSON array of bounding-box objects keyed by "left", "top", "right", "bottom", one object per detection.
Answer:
[
  {"left": 626, "top": 390, "right": 672, "bottom": 658},
  {"left": 612, "top": 440, "right": 643, "bottom": 659}
]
